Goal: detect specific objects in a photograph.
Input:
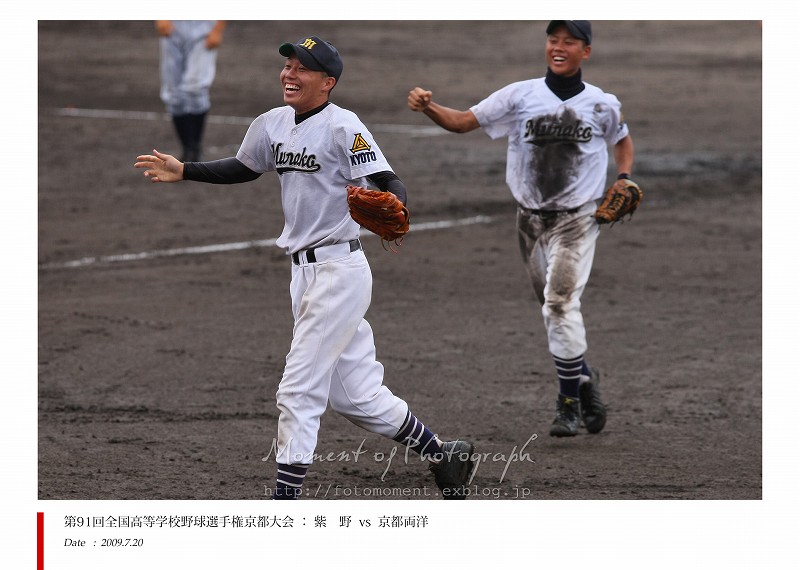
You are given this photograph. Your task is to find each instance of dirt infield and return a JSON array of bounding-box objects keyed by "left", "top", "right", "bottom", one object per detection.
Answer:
[{"left": 38, "top": 21, "right": 761, "bottom": 500}]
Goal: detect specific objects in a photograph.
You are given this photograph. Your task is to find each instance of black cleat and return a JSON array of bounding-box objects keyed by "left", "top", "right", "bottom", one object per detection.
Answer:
[
  {"left": 579, "top": 368, "right": 607, "bottom": 434},
  {"left": 550, "top": 394, "right": 581, "bottom": 437},
  {"left": 430, "top": 440, "right": 475, "bottom": 500}
]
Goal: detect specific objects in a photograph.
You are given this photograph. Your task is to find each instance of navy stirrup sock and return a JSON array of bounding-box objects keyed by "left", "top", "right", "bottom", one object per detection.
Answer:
[
  {"left": 274, "top": 463, "right": 308, "bottom": 500},
  {"left": 554, "top": 354, "right": 584, "bottom": 398},
  {"left": 393, "top": 410, "right": 443, "bottom": 460}
]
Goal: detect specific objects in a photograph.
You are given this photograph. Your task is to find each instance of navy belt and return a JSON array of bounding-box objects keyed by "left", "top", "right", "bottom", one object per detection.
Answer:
[{"left": 292, "top": 238, "right": 362, "bottom": 265}]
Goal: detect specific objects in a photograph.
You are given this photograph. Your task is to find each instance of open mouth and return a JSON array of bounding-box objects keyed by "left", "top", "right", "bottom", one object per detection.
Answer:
[{"left": 284, "top": 83, "right": 300, "bottom": 94}]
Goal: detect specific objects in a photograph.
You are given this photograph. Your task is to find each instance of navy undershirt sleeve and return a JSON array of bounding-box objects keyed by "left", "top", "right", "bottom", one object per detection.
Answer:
[
  {"left": 183, "top": 157, "right": 262, "bottom": 184},
  {"left": 367, "top": 171, "right": 407, "bottom": 205},
  {"left": 182, "top": 160, "right": 407, "bottom": 205}
]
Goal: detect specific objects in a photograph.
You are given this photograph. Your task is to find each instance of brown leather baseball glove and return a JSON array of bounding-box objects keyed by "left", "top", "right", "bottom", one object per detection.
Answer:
[
  {"left": 594, "top": 178, "right": 643, "bottom": 225},
  {"left": 346, "top": 185, "right": 410, "bottom": 250}
]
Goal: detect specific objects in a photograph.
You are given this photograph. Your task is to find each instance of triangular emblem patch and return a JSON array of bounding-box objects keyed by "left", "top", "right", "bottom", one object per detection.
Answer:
[{"left": 350, "top": 133, "right": 371, "bottom": 154}]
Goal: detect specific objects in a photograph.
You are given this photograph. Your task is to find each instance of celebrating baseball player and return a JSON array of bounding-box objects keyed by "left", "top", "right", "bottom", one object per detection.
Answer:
[
  {"left": 135, "top": 35, "right": 475, "bottom": 498},
  {"left": 408, "top": 21, "right": 639, "bottom": 437}
]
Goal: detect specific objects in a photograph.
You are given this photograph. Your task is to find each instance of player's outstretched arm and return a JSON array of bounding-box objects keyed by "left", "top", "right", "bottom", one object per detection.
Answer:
[
  {"left": 134, "top": 149, "right": 184, "bottom": 183},
  {"left": 407, "top": 87, "right": 479, "bottom": 134}
]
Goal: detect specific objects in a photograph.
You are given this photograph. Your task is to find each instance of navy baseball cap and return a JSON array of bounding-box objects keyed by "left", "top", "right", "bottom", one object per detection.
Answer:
[
  {"left": 546, "top": 20, "right": 592, "bottom": 45},
  {"left": 279, "top": 36, "right": 343, "bottom": 81}
]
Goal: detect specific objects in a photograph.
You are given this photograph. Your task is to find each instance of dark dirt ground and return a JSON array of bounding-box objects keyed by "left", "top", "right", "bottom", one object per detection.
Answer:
[{"left": 38, "top": 21, "right": 762, "bottom": 501}]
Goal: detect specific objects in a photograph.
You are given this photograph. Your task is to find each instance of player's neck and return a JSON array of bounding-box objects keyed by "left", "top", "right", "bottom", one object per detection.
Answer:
[
  {"left": 545, "top": 68, "right": 585, "bottom": 101},
  {"left": 294, "top": 101, "right": 331, "bottom": 124}
]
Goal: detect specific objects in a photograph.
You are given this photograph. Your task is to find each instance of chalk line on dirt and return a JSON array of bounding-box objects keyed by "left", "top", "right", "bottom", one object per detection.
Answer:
[
  {"left": 52, "top": 107, "right": 448, "bottom": 137},
  {"left": 39, "top": 216, "right": 494, "bottom": 270}
]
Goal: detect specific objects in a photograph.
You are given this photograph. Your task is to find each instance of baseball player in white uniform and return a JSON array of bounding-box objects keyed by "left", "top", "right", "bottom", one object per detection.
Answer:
[
  {"left": 408, "top": 21, "right": 635, "bottom": 437},
  {"left": 156, "top": 20, "right": 226, "bottom": 162},
  {"left": 136, "top": 36, "right": 475, "bottom": 499}
]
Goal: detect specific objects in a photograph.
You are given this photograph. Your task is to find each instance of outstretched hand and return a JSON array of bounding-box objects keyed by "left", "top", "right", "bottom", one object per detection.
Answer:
[{"left": 134, "top": 149, "right": 184, "bottom": 183}]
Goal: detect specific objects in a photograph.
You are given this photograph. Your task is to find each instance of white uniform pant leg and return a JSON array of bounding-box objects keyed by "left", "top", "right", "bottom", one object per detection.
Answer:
[
  {"left": 517, "top": 203, "right": 600, "bottom": 359},
  {"left": 328, "top": 318, "right": 409, "bottom": 438},
  {"left": 275, "top": 250, "right": 373, "bottom": 465},
  {"left": 159, "top": 33, "right": 217, "bottom": 116},
  {"left": 180, "top": 36, "right": 217, "bottom": 114},
  {"left": 159, "top": 35, "right": 184, "bottom": 115}
]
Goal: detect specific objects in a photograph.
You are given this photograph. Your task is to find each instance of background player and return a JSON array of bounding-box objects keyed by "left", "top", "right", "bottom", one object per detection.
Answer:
[
  {"left": 408, "top": 21, "right": 636, "bottom": 437},
  {"left": 156, "top": 20, "right": 226, "bottom": 162},
  {"left": 135, "top": 35, "right": 475, "bottom": 499}
]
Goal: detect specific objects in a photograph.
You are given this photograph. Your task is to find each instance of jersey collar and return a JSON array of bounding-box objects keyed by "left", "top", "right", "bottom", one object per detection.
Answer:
[{"left": 295, "top": 101, "right": 331, "bottom": 124}]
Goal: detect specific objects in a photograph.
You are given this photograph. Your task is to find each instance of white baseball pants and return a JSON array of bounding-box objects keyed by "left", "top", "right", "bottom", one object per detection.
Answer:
[
  {"left": 275, "top": 246, "right": 409, "bottom": 465},
  {"left": 516, "top": 201, "right": 600, "bottom": 359}
]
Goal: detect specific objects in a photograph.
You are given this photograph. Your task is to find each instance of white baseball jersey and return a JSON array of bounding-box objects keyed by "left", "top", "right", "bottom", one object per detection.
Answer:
[
  {"left": 236, "top": 103, "right": 392, "bottom": 253},
  {"left": 471, "top": 78, "right": 629, "bottom": 210}
]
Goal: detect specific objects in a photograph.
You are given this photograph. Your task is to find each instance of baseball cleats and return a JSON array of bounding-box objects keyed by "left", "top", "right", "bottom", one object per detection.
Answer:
[
  {"left": 550, "top": 394, "right": 581, "bottom": 437},
  {"left": 579, "top": 368, "right": 607, "bottom": 434},
  {"left": 430, "top": 440, "right": 475, "bottom": 500}
]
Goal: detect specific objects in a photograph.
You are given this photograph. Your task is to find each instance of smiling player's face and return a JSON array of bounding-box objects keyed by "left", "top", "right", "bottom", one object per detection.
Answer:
[
  {"left": 280, "top": 55, "right": 335, "bottom": 114},
  {"left": 545, "top": 26, "right": 591, "bottom": 77}
]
